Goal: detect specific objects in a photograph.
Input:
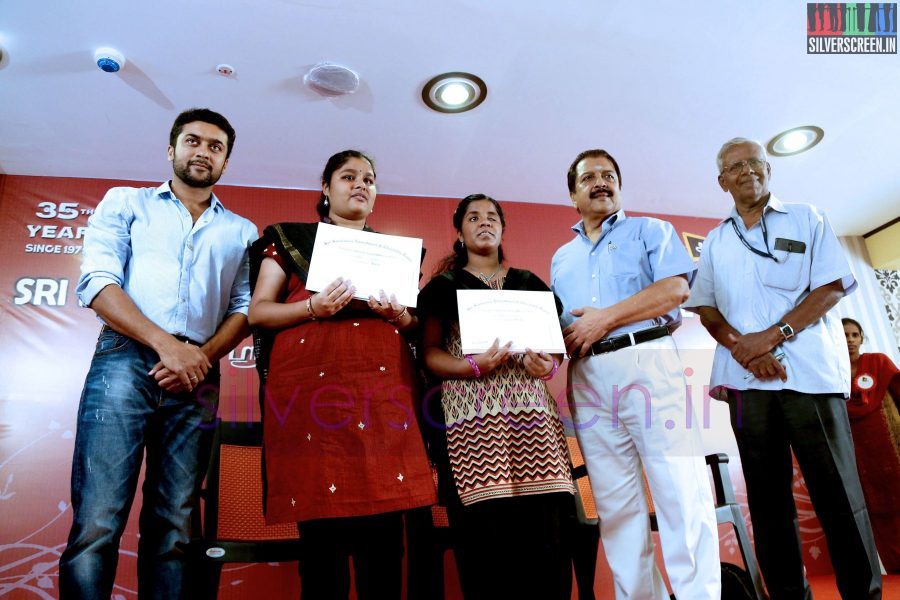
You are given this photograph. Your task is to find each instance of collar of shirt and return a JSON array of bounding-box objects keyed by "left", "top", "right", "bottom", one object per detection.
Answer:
[
  {"left": 156, "top": 180, "right": 225, "bottom": 214},
  {"left": 572, "top": 209, "right": 625, "bottom": 243},
  {"left": 724, "top": 194, "right": 787, "bottom": 232}
]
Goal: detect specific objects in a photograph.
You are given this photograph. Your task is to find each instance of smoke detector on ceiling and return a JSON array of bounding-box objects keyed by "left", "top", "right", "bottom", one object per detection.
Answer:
[
  {"left": 94, "top": 47, "right": 125, "bottom": 73},
  {"left": 303, "top": 62, "right": 360, "bottom": 96}
]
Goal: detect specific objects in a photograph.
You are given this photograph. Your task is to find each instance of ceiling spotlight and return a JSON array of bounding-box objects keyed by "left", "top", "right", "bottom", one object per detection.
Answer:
[
  {"left": 422, "top": 72, "right": 487, "bottom": 113},
  {"left": 767, "top": 126, "right": 824, "bottom": 157}
]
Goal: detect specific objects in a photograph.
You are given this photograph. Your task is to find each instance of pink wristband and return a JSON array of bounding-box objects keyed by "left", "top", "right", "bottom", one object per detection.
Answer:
[
  {"left": 539, "top": 359, "right": 559, "bottom": 381},
  {"left": 465, "top": 355, "right": 482, "bottom": 378}
]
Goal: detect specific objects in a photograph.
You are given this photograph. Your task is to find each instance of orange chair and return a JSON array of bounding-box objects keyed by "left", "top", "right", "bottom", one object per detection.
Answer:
[
  {"left": 187, "top": 421, "right": 303, "bottom": 599},
  {"left": 566, "top": 438, "right": 767, "bottom": 600}
]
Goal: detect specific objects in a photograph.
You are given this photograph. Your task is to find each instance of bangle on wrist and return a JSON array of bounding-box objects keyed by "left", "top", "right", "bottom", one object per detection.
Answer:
[
  {"left": 386, "top": 306, "right": 408, "bottom": 324},
  {"left": 307, "top": 295, "right": 319, "bottom": 320},
  {"left": 539, "top": 359, "right": 559, "bottom": 381},
  {"left": 465, "top": 354, "right": 482, "bottom": 378}
]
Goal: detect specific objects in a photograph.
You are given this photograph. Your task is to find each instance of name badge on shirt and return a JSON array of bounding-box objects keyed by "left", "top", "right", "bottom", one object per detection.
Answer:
[
  {"left": 774, "top": 238, "right": 806, "bottom": 254},
  {"left": 856, "top": 374, "right": 875, "bottom": 390},
  {"left": 607, "top": 242, "right": 617, "bottom": 253}
]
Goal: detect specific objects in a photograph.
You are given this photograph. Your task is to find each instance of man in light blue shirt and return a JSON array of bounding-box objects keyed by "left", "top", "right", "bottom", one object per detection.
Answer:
[
  {"left": 684, "top": 137, "right": 881, "bottom": 599},
  {"left": 551, "top": 149, "right": 720, "bottom": 600},
  {"left": 59, "top": 108, "right": 258, "bottom": 599}
]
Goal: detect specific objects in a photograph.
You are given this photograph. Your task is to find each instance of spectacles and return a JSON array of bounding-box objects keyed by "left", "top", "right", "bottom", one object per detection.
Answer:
[{"left": 722, "top": 158, "right": 767, "bottom": 175}]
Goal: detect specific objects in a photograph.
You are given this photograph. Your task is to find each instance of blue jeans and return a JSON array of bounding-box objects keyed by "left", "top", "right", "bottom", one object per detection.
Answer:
[{"left": 59, "top": 328, "right": 219, "bottom": 600}]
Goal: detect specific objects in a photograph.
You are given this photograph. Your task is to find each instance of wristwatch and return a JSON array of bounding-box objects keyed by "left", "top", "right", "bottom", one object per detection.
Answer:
[{"left": 776, "top": 321, "right": 794, "bottom": 340}]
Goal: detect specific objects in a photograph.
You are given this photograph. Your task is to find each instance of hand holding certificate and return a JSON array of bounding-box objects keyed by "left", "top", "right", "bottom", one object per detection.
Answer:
[
  {"left": 457, "top": 289, "right": 566, "bottom": 354},
  {"left": 306, "top": 223, "right": 422, "bottom": 307}
]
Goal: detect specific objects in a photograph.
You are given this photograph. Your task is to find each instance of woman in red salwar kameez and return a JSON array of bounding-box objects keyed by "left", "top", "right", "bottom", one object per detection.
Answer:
[
  {"left": 249, "top": 150, "right": 436, "bottom": 599},
  {"left": 842, "top": 317, "right": 900, "bottom": 573}
]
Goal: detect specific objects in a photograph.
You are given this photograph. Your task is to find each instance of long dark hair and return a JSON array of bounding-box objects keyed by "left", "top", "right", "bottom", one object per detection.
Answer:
[
  {"left": 315, "top": 149, "right": 376, "bottom": 220},
  {"left": 434, "top": 193, "right": 506, "bottom": 274}
]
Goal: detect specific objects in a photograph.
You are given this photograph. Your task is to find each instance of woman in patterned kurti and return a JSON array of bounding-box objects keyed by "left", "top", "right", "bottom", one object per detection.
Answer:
[
  {"left": 418, "top": 194, "right": 575, "bottom": 600},
  {"left": 248, "top": 150, "right": 436, "bottom": 599},
  {"left": 842, "top": 318, "right": 900, "bottom": 572}
]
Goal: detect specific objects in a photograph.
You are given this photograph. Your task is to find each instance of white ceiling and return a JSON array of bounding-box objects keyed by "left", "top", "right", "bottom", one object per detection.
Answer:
[{"left": 1, "top": 1, "right": 898, "bottom": 235}]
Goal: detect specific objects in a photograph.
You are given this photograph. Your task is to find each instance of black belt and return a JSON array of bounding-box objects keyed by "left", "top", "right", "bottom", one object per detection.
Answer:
[
  {"left": 101, "top": 325, "right": 201, "bottom": 346},
  {"left": 576, "top": 324, "right": 671, "bottom": 358}
]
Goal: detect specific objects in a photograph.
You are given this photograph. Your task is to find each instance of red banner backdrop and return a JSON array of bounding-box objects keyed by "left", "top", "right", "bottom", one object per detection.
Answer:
[{"left": 0, "top": 174, "right": 835, "bottom": 598}]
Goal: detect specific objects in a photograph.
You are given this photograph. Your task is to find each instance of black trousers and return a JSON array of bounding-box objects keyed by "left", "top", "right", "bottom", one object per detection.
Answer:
[
  {"left": 447, "top": 492, "right": 574, "bottom": 600},
  {"left": 297, "top": 512, "right": 404, "bottom": 600},
  {"left": 728, "top": 389, "right": 882, "bottom": 600}
]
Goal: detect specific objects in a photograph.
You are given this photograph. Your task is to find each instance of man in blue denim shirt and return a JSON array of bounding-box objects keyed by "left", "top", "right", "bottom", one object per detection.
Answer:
[
  {"left": 59, "top": 108, "right": 258, "bottom": 599},
  {"left": 551, "top": 149, "right": 720, "bottom": 599}
]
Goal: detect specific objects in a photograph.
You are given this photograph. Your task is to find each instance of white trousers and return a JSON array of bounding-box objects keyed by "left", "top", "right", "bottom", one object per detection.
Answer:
[{"left": 568, "top": 336, "right": 720, "bottom": 600}]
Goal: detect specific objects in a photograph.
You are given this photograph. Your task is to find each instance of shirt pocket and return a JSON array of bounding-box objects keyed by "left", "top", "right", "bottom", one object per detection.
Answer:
[
  {"left": 603, "top": 241, "right": 645, "bottom": 279},
  {"left": 757, "top": 248, "right": 806, "bottom": 291}
]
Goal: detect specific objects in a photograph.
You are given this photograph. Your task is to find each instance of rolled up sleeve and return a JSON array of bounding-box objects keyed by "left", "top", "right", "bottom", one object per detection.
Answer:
[
  {"left": 226, "top": 246, "right": 252, "bottom": 316},
  {"left": 76, "top": 189, "right": 133, "bottom": 307}
]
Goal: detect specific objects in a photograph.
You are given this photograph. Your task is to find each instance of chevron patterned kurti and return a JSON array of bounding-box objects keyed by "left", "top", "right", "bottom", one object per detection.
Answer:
[{"left": 420, "top": 269, "right": 574, "bottom": 506}]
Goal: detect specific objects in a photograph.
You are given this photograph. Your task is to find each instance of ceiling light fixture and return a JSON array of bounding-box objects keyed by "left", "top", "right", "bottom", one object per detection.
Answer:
[
  {"left": 422, "top": 72, "right": 487, "bottom": 113},
  {"left": 767, "top": 126, "right": 824, "bottom": 157},
  {"left": 304, "top": 62, "right": 360, "bottom": 96}
]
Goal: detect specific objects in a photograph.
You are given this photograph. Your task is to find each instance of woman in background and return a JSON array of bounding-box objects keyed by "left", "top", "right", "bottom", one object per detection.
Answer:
[
  {"left": 418, "top": 193, "right": 574, "bottom": 600},
  {"left": 249, "top": 150, "right": 436, "bottom": 599},
  {"left": 842, "top": 317, "right": 900, "bottom": 572}
]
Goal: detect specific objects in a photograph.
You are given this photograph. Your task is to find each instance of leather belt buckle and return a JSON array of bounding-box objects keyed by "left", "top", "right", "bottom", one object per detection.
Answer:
[{"left": 586, "top": 324, "right": 671, "bottom": 357}]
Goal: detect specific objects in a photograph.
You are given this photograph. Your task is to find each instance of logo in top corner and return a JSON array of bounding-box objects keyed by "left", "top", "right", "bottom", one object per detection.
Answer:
[{"left": 807, "top": 4, "right": 897, "bottom": 54}]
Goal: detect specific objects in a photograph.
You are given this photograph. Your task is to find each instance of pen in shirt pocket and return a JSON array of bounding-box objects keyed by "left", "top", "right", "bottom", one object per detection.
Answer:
[{"left": 744, "top": 351, "right": 786, "bottom": 380}]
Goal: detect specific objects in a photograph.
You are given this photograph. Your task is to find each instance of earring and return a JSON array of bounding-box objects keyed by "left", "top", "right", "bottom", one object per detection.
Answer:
[
  {"left": 460, "top": 241, "right": 465, "bottom": 248},
  {"left": 324, "top": 196, "right": 329, "bottom": 207}
]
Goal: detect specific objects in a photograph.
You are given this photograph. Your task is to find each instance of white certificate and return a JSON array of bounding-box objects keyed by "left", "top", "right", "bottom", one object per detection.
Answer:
[
  {"left": 457, "top": 290, "right": 565, "bottom": 354},
  {"left": 306, "top": 223, "right": 422, "bottom": 307}
]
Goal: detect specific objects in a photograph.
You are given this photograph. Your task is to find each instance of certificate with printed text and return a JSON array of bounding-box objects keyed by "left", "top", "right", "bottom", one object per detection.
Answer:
[
  {"left": 306, "top": 223, "right": 422, "bottom": 307},
  {"left": 457, "top": 290, "right": 565, "bottom": 354}
]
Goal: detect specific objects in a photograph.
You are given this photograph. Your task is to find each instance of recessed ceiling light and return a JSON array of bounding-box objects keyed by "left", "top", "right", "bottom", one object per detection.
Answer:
[
  {"left": 767, "top": 126, "right": 824, "bottom": 156},
  {"left": 422, "top": 72, "right": 487, "bottom": 113}
]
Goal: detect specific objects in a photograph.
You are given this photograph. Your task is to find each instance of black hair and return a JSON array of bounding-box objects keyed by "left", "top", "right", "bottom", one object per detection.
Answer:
[
  {"left": 841, "top": 317, "right": 865, "bottom": 338},
  {"left": 315, "top": 149, "right": 376, "bottom": 220},
  {"left": 567, "top": 148, "right": 622, "bottom": 193},
  {"left": 169, "top": 108, "right": 236, "bottom": 159},
  {"left": 434, "top": 193, "right": 506, "bottom": 274}
]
